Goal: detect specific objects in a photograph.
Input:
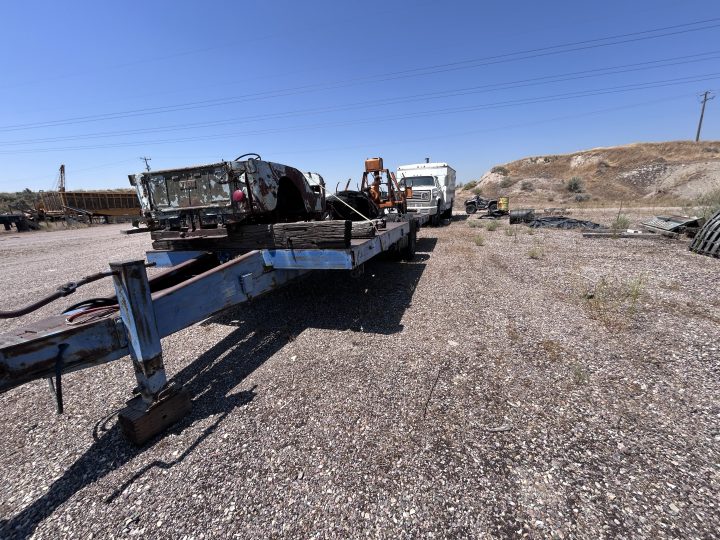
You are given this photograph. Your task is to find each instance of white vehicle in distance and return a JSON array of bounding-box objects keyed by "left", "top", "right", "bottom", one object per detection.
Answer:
[{"left": 397, "top": 160, "right": 456, "bottom": 225}]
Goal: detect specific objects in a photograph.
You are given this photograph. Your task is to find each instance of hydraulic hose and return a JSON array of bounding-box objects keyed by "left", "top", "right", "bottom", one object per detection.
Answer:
[{"left": 0, "top": 271, "right": 115, "bottom": 319}]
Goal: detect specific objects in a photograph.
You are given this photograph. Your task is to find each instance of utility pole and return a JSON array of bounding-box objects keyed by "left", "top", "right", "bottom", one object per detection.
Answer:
[
  {"left": 140, "top": 156, "right": 152, "bottom": 172},
  {"left": 58, "top": 164, "right": 66, "bottom": 192},
  {"left": 695, "top": 91, "right": 715, "bottom": 142}
]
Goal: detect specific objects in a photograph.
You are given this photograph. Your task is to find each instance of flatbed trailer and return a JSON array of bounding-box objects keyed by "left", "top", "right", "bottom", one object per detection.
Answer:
[{"left": 0, "top": 219, "right": 419, "bottom": 444}]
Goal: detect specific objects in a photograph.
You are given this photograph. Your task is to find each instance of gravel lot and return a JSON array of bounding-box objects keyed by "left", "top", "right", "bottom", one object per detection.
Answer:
[{"left": 0, "top": 211, "right": 718, "bottom": 539}]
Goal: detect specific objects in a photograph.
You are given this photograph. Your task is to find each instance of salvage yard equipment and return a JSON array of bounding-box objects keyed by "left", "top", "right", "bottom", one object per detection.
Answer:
[
  {"left": 642, "top": 215, "right": 705, "bottom": 238},
  {"left": 0, "top": 215, "right": 420, "bottom": 444},
  {"left": 359, "top": 157, "right": 409, "bottom": 217},
  {"left": 689, "top": 209, "right": 720, "bottom": 258},
  {"left": 326, "top": 157, "right": 434, "bottom": 227},
  {"left": 38, "top": 190, "right": 141, "bottom": 222},
  {"left": 465, "top": 195, "right": 509, "bottom": 218},
  {"left": 129, "top": 154, "right": 326, "bottom": 230},
  {"left": 0, "top": 212, "right": 38, "bottom": 232}
]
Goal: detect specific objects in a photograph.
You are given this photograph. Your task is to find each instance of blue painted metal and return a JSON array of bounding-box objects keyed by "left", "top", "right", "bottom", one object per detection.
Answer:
[
  {"left": 0, "top": 218, "right": 415, "bottom": 398},
  {"left": 152, "top": 251, "right": 305, "bottom": 337},
  {"left": 0, "top": 316, "right": 128, "bottom": 393},
  {"left": 146, "top": 250, "right": 207, "bottom": 268},
  {"left": 261, "top": 249, "right": 354, "bottom": 270},
  {"left": 111, "top": 259, "right": 166, "bottom": 403}
]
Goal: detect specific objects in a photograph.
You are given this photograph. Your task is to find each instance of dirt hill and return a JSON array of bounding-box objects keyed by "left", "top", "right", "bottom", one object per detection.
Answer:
[{"left": 469, "top": 140, "right": 720, "bottom": 205}]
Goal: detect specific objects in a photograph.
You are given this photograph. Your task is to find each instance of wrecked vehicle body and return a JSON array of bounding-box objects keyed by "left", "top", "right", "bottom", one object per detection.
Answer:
[{"left": 129, "top": 154, "right": 326, "bottom": 230}]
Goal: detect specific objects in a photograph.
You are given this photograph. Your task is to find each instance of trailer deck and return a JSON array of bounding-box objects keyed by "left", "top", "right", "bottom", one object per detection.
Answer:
[{"left": 0, "top": 218, "right": 420, "bottom": 443}]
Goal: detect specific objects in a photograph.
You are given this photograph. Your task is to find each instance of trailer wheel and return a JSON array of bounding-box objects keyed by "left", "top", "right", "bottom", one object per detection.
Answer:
[
  {"left": 431, "top": 202, "right": 442, "bottom": 226},
  {"left": 401, "top": 220, "right": 417, "bottom": 261}
]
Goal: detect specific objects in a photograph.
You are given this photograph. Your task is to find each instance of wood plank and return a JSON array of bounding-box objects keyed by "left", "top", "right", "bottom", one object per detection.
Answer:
[
  {"left": 152, "top": 220, "right": 352, "bottom": 251},
  {"left": 351, "top": 220, "right": 386, "bottom": 238},
  {"left": 272, "top": 220, "right": 351, "bottom": 249}
]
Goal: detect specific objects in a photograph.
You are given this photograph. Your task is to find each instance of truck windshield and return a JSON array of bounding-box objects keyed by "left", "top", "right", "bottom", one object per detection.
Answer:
[{"left": 401, "top": 176, "right": 435, "bottom": 187}]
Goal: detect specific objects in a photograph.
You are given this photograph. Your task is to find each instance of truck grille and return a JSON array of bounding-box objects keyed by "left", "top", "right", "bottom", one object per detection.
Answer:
[{"left": 408, "top": 191, "right": 430, "bottom": 202}]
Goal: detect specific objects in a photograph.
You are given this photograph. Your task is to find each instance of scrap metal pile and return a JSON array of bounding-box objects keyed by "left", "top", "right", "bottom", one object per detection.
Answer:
[{"left": 129, "top": 154, "right": 416, "bottom": 255}]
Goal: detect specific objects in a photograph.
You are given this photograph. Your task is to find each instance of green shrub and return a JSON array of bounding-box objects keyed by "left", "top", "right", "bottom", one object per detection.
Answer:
[
  {"left": 520, "top": 180, "right": 534, "bottom": 192},
  {"left": 572, "top": 364, "right": 590, "bottom": 385},
  {"left": 528, "top": 246, "right": 543, "bottom": 259},
  {"left": 486, "top": 220, "right": 500, "bottom": 231},
  {"left": 464, "top": 180, "right": 478, "bottom": 190},
  {"left": 472, "top": 187, "right": 483, "bottom": 195},
  {"left": 697, "top": 188, "right": 720, "bottom": 219},
  {"left": 491, "top": 166, "right": 509, "bottom": 176},
  {"left": 567, "top": 177, "right": 584, "bottom": 193},
  {"left": 499, "top": 178, "right": 515, "bottom": 189},
  {"left": 474, "top": 235, "right": 485, "bottom": 246},
  {"left": 610, "top": 214, "right": 631, "bottom": 230}
]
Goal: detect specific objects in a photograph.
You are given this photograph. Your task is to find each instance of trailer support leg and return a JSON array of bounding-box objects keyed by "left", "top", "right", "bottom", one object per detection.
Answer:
[
  {"left": 111, "top": 259, "right": 190, "bottom": 444},
  {"left": 111, "top": 260, "right": 167, "bottom": 401}
]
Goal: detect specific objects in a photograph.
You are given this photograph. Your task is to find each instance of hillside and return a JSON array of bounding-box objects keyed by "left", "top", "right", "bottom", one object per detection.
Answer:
[{"left": 470, "top": 140, "right": 720, "bottom": 205}]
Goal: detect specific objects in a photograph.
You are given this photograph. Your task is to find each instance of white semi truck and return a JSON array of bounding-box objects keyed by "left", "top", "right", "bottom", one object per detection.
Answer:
[{"left": 397, "top": 161, "right": 456, "bottom": 225}]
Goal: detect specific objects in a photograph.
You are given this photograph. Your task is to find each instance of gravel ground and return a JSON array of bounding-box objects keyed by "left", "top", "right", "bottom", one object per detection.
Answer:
[{"left": 0, "top": 212, "right": 718, "bottom": 539}]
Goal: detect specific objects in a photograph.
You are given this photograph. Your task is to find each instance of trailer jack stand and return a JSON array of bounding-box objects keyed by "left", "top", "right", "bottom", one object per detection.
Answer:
[
  {"left": 118, "top": 384, "right": 191, "bottom": 445},
  {"left": 111, "top": 259, "right": 187, "bottom": 444}
]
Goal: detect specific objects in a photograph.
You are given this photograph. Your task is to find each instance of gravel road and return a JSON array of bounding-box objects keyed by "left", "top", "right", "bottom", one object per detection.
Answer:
[{"left": 0, "top": 212, "right": 718, "bottom": 539}]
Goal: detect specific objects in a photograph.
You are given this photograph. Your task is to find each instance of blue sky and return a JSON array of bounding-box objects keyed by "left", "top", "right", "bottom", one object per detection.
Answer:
[{"left": 1, "top": 0, "right": 719, "bottom": 191}]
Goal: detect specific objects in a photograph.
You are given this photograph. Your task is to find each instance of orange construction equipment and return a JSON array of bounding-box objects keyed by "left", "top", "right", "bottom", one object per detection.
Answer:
[{"left": 360, "top": 157, "right": 409, "bottom": 215}]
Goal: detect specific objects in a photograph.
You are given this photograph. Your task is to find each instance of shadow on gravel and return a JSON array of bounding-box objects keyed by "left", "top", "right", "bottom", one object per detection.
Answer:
[
  {"left": 415, "top": 237, "right": 438, "bottom": 253},
  {"left": 1, "top": 258, "right": 427, "bottom": 538}
]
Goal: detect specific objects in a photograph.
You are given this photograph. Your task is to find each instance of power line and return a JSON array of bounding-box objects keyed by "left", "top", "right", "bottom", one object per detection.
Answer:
[
  {"left": 695, "top": 91, "right": 715, "bottom": 141},
  {"left": 1, "top": 51, "right": 719, "bottom": 147},
  {"left": 1, "top": 73, "right": 717, "bottom": 155},
  {"left": 0, "top": 17, "right": 718, "bottom": 133},
  {"left": 0, "top": 92, "right": 696, "bottom": 189},
  {"left": 272, "top": 93, "right": 697, "bottom": 158}
]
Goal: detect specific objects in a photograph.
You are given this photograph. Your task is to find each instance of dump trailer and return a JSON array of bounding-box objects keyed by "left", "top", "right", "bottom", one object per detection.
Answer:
[
  {"left": 0, "top": 216, "right": 419, "bottom": 444},
  {"left": 38, "top": 190, "right": 141, "bottom": 219}
]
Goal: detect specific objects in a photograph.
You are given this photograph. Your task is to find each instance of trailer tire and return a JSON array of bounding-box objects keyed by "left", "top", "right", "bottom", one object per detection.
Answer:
[
  {"left": 431, "top": 201, "right": 442, "bottom": 226},
  {"left": 401, "top": 220, "right": 417, "bottom": 261}
]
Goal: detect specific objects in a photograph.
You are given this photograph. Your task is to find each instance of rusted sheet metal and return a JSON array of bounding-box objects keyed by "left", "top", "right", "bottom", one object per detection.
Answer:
[
  {"left": 642, "top": 215, "right": 703, "bottom": 236},
  {"left": 0, "top": 315, "right": 128, "bottom": 393},
  {"left": 129, "top": 159, "right": 325, "bottom": 228}
]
